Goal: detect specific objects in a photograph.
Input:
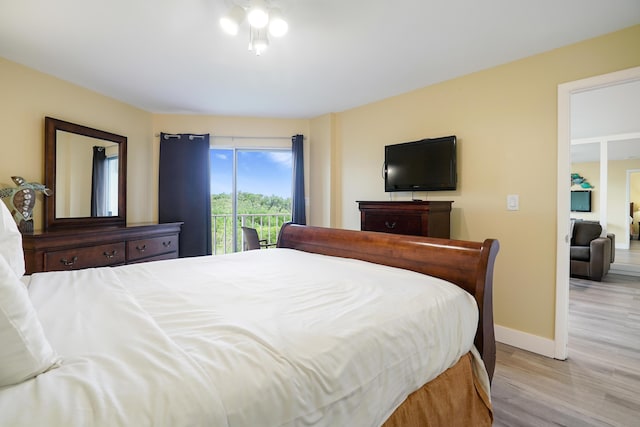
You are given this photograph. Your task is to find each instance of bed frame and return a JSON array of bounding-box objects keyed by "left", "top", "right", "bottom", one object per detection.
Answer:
[{"left": 277, "top": 223, "right": 500, "bottom": 380}]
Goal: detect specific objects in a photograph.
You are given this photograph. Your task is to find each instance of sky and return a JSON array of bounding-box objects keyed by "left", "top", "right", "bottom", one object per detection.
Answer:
[{"left": 209, "top": 149, "right": 293, "bottom": 198}]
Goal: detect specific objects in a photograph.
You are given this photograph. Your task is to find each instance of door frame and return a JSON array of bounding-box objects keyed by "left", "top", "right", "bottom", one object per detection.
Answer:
[
  {"left": 555, "top": 66, "right": 640, "bottom": 359},
  {"left": 627, "top": 169, "right": 640, "bottom": 244}
]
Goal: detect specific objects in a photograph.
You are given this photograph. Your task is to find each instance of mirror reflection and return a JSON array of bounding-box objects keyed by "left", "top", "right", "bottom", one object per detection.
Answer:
[
  {"left": 55, "top": 131, "right": 119, "bottom": 218},
  {"left": 44, "top": 117, "right": 126, "bottom": 231}
]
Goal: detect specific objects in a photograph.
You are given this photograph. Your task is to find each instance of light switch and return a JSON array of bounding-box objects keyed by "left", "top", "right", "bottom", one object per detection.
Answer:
[{"left": 507, "top": 194, "right": 519, "bottom": 211}]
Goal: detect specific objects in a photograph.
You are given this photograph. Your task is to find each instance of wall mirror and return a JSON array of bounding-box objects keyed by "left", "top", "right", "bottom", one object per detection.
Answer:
[{"left": 44, "top": 117, "right": 126, "bottom": 231}]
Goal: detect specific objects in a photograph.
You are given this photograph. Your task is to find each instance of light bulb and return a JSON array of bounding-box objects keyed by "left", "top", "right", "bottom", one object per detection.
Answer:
[
  {"left": 247, "top": 0, "right": 269, "bottom": 29},
  {"left": 268, "top": 8, "right": 288, "bottom": 37},
  {"left": 220, "top": 5, "right": 245, "bottom": 36}
]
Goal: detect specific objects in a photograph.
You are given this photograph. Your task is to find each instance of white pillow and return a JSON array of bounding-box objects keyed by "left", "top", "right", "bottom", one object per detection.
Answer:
[
  {"left": 0, "top": 200, "right": 25, "bottom": 277},
  {"left": 0, "top": 255, "right": 59, "bottom": 387}
]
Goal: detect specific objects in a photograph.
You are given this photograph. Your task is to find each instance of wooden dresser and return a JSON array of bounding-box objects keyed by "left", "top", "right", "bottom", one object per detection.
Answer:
[
  {"left": 22, "top": 223, "right": 182, "bottom": 274},
  {"left": 357, "top": 201, "right": 452, "bottom": 238}
]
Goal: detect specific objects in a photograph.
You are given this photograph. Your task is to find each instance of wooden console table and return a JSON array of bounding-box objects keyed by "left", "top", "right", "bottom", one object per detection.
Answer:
[
  {"left": 22, "top": 222, "right": 182, "bottom": 274},
  {"left": 357, "top": 201, "right": 452, "bottom": 238}
]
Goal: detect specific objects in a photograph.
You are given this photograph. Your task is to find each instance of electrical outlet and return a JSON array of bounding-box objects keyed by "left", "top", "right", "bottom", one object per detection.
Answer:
[{"left": 507, "top": 194, "right": 519, "bottom": 211}]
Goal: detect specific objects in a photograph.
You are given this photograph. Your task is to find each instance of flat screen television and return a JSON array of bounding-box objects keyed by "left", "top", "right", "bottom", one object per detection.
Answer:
[
  {"left": 570, "top": 190, "right": 592, "bottom": 212},
  {"left": 384, "top": 135, "right": 457, "bottom": 192}
]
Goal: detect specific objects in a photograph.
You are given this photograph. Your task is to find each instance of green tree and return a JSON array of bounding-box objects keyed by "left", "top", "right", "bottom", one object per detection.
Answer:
[{"left": 210, "top": 192, "right": 292, "bottom": 254}]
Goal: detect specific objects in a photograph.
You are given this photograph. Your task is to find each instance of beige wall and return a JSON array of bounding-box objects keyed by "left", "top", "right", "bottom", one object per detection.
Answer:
[
  {"left": 328, "top": 25, "right": 640, "bottom": 340},
  {"left": 0, "top": 57, "right": 153, "bottom": 227},
  {"left": 55, "top": 133, "right": 94, "bottom": 218},
  {"left": 0, "top": 60, "right": 309, "bottom": 227},
  {"left": 309, "top": 113, "right": 336, "bottom": 227},
  {"left": 1, "top": 25, "right": 639, "bottom": 346},
  {"left": 572, "top": 159, "right": 640, "bottom": 241}
]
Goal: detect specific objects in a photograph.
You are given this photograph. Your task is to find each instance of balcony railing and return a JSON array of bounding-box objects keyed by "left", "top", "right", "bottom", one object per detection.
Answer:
[{"left": 211, "top": 213, "right": 292, "bottom": 255}]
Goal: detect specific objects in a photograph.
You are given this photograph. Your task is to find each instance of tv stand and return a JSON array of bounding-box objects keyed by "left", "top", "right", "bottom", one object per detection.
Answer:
[{"left": 357, "top": 201, "right": 452, "bottom": 238}]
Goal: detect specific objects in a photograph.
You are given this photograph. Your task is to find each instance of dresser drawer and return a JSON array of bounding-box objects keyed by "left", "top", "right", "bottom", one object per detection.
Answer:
[
  {"left": 22, "top": 223, "right": 183, "bottom": 274},
  {"left": 127, "top": 235, "right": 178, "bottom": 262},
  {"left": 126, "top": 251, "right": 178, "bottom": 265},
  {"left": 363, "top": 213, "right": 423, "bottom": 235},
  {"left": 357, "top": 201, "right": 451, "bottom": 238},
  {"left": 44, "top": 242, "right": 126, "bottom": 271}
]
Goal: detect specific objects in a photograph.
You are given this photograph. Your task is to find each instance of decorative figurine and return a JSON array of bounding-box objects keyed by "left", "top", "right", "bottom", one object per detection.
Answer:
[
  {"left": 570, "top": 173, "right": 594, "bottom": 189},
  {"left": 0, "top": 176, "right": 52, "bottom": 233}
]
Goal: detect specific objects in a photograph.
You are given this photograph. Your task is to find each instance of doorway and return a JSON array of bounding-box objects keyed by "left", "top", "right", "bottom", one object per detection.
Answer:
[
  {"left": 556, "top": 66, "right": 640, "bottom": 360},
  {"left": 613, "top": 169, "right": 640, "bottom": 274}
]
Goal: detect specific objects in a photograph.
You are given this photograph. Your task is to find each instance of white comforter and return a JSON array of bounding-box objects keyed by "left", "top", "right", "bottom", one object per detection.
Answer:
[{"left": 0, "top": 248, "right": 487, "bottom": 427}]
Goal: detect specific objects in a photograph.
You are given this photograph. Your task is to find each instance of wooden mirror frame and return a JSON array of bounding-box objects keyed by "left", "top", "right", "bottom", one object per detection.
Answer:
[{"left": 44, "top": 117, "right": 127, "bottom": 231}]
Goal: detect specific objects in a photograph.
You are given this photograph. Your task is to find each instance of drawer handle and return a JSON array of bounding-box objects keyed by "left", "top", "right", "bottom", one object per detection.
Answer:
[
  {"left": 162, "top": 241, "right": 172, "bottom": 247},
  {"left": 384, "top": 221, "right": 397, "bottom": 229},
  {"left": 103, "top": 250, "right": 118, "bottom": 259},
  {"left": 60, "top": 256, "right": 78, "bottom": 266},
  {"left": 136, "top": 244, "right": 147, "bottom": 253}
]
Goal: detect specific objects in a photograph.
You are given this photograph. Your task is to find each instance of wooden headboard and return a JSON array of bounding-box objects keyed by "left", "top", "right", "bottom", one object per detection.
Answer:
[{"left": 277, "top": 223, "right": 500, "bottom": 381}]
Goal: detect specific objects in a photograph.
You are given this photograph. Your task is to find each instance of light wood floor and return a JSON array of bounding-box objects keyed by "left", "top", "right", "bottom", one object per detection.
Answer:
[
  {"left": 614, "top": 239, "right": 640, "bottom": 265},
  {"left": 491, "top": 273, "right": 640, "bottom": 427},
  {"left": 611, "top": 240, "right": 640, "bottom": 276}
]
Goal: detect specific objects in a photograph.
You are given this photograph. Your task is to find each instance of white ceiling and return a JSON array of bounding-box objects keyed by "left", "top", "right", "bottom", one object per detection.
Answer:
[
  {"left": 571, "top": 80, "right": 640, "bottom": 163},
  {"left": 1, "top": 0, "right": 639, "bottom": 119}
]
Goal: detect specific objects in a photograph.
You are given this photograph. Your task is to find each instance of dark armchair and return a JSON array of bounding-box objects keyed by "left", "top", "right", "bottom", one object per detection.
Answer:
[
  {"left": 570, "top": 221, "right": 613, "bottom": 281},
  {"left": 241, "top": 227, "right": 276, "bottom": 251}
]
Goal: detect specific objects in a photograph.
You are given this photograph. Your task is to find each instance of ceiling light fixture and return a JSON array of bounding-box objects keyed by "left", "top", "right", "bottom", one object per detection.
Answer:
[
  {"left": 219, "top": 5, "right": 245, "bottom": 36},
  {"left": 267, "top": 8, "right": 288, "bottom": 37},
  {"left": 247, "top": 0, "right": 269, "bottom": 28},
  {"left": 249, "top": 27, "right": 269, "bottom": 56},
  {"left": 220, "top": 0, "right": 289, "bottom": 56}
]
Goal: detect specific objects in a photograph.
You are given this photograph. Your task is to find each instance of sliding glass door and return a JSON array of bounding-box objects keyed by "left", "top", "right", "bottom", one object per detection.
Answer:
[{"left": 210, "top": 148, "right": 292, "bottom": 254}]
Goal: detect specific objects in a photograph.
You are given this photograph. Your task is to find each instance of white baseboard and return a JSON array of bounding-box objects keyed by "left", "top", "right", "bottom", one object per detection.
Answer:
[{"left": 495, "top": 325, "right": 556, "bottom": 358}]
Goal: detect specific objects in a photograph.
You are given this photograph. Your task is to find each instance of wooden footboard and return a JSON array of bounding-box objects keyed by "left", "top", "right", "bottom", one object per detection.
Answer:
[{"left": 277, "top": 223, "right": 500, "bottom": 381}]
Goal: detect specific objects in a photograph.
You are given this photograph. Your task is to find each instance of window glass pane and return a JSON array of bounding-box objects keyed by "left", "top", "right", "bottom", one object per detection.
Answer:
[
  {"left": 210, "top": 148, "right": 292, "bottom": 254},
  {"left": 237, "top": 150, "right": 292, "bottom": 245},
  {"left": 210, "top": 149, "right": 234, "bottom": 254},
  {"left": 237, "top": 151, "right": 292, "bottom": 199}
]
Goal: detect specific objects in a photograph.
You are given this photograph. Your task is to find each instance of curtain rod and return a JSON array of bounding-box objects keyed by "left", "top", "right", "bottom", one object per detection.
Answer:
[
  {"left": 158, "top": 133, "right": 206, "bottom": 140},
  {"left": 212, "top": 135, "right": 293, "bottom": 140},
  {"left": 155, "top": 134, "right": 299, "bottom": 140},
  {"left": 155, "top": 133, "right": 293, "bottom": 139}
]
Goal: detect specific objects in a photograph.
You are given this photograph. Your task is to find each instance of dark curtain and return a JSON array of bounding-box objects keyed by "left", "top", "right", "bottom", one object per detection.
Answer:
[
  {"left": 91, "top": 146, "right": 107, "bottom": 216},
  {"left": 159, "top": 133, "right": 211, "bottom": 257},
  {"left": 291, "top": 134, "right": 306, "bottom": 225}
]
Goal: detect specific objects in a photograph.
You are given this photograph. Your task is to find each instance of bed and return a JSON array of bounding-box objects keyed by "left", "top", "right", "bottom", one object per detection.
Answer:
[{"left": 0, "top": 213, "right": 499, "bottom": 427}]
